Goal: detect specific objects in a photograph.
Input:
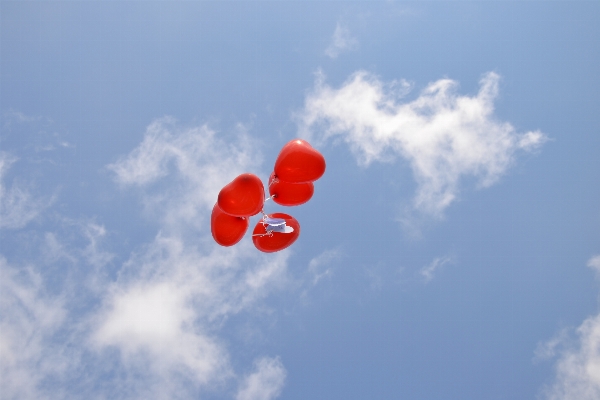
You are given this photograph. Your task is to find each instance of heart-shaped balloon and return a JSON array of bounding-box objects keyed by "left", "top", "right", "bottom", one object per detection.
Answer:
[
  {"left": 252, "top": 212, "right": 300, "bottom": 253},
  {"left": 211, "top": 203, "right": 249, "bottom": 246},
  {"left": 274, "top": 139, "right": 326, "bottom": 183},
  {"left": 268, "top": 172, "right": 314, "bottom": 207},
  {"left": 217, "top": 173, "right": 265, "bottom": 217}
]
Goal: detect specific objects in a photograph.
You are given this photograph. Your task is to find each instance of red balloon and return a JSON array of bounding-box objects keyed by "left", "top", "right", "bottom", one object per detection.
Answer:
[
  {"left": 211, "top": 203, "right": 249, "bottom": 246},
  {"left": 268, "top": 172, "right": 314, "bottom": 207},
  {"left": 252, "top": 213, "right": 300, "bottom": 253},
  {"left": 217, "top": 173, "right": 265, "bottom": 217},
  {"left": 274, "top": 139, "right": 326, "bottom": 183}
]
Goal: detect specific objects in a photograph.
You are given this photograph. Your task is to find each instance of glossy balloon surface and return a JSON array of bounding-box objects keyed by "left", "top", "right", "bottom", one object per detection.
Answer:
[
  {"left": 274, "top": 139, "right": 326, "bottom": 183},
  {"left": 252, "top": 213, "right": 300, "bottom": 253},
  {"left": 211, "top": 203, "right": 249, "bottom": 246},
  {"left": 217, "top": 173, "right": 265, "bottom": 217},
  {"left": 268, "top": 172, "right": 314, "bottom": 206}
]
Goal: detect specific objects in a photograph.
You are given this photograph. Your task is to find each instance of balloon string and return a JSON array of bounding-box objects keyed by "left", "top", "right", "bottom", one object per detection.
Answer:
[
  {"left": 252, "top": 213, "right": 273, "bottom": 237},
  {"left": 252, "top": 231, "right": 273, "bottom": 237},
  {"left": 265, "top": 176, "right": 278, "bottom": 203}
]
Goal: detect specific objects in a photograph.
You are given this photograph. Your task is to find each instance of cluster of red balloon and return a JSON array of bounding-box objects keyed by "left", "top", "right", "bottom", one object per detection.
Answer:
[{"left": 211, "top": 139, "right": 326, "bottom": 253}]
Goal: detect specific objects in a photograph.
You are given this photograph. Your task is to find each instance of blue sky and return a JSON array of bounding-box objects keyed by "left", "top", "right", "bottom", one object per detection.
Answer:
[{"left": 1, "top": 1, "right": 599, "bottom": 399}]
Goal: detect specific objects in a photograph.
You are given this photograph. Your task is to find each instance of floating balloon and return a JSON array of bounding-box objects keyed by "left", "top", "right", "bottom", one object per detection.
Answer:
[
  {"left": 252, "top": 213, "right": 300, "bottom": 253},
  {"left": 274, "top": 139, "right": 326, "bottom": 183},
  {"left": 268, "top": 172, "right": 314, "bottom": 207},
  {"left": 211, "top": 203, "right": 249, "bottom": 246},
  {"left": 217, "top": 173, "right": 265, "bottom": 217}
]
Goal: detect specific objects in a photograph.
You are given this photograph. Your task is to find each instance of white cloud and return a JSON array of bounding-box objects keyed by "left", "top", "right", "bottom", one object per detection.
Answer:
[
  {"left": 325, "top": 22, "right": 358, "bottom": 59},
  {"left": 0, "top": 152, "right": 50, "bottom": 229},
  {"left": 92, "top": 280, "right": 231, "bottom": 388},
  {"left": 420, "top": 256, "right": 452, "bottom": 283},
  {"left": 540, "top": 314, "right": 600, "bottom": 400},
  {"left": 588, "top": 255, "right": 600, "bottom": 274},
  {"left": 0, "top": 117, "right": 293, "bottom": 399},
  {"left": 308, "top": 247, "right": 342, "bottom": 285},
  {"left": 43, "top": 232, "right": 78, "bottom": 265},
  {"left": 539, "top": 255, "right": 600, "bottom": 399},
  {"left": 81, "top": 222, "right": 114, "bottom": 268},
  {"left": 236, "top": 357, "right": 287, "bottom": 400},
  {"left": 1, "top": 109, "right": 74, "bottom": 154},
  {"left": 92, "top": 118, "right": 291, "bottom": 397},
  {"left": 2, "top": 109, "right": 42, "bottom": 124},
  {"left": 0, "top": 222, "right": 115, "bottom": 400},
  {"left": 299, "top": 71, "right": 547, "bottom": 216},
  {"left": 535, "top": 328, "right": 570, "bottom": 362},
  {"left": 91, "top": 233, "right": 291, "bottom": 394},
  {"left": 38, "top": 218, "right": 115, "bottom": 292},
  {"left": 107, "top": 117, "right": 262, "bottom": 233},
  {"left": 0, "top": 257, "right": 68, "bottom": 400}
]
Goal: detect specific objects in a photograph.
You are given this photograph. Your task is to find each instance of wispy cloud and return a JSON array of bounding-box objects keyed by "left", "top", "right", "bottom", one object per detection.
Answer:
[
  {"left": 538, "top": 255, "right": 600, "bottom": 400},
  {"left": 90, "top": 236, "right": 290, "bottom": 398},
  {"left": 0, "top": 152, "right": 52, "bottom": 229},
  {"left": 108, "top": 117, "right": 262, "bottom": 233},
  {"left": 587, "top": 255, "right": 600, "bottom": 274},
  {"left": 42, "top": 232, "right": 78, "bottom": 264},
  {"left": 94, "top": 118, "right": 290, "bottom": 397},
  {"left": 236, "top": 357, "right": 287, "bottom": 400},
  {"left": 1, "top": 109, "right": 73, "bottom": 153},
  {"left": 2, "top": 109, "right": 42, "bottom": 125},
  {"left": 420, "top": 256, "right": 453, "bottom": 283},
  {"left": 1, "top": 118, "right": 292, "bottom": 399},
  {"left": 535, "top": 328, "right": 570, "bottom": 362},
  {"left": 325, "top": 22, "right": 358, "bottom": 59},
  {"left": 1, "top": 220, "right": 124, "bottom": 399},
  {"left": 0, "top": 257, "right": 69, "bottom": 400},
  {"left": 308, "top": 247, "right": 342, "bottom": 285},
  {"left": 539, "top": 314, "right": 600, "bottom": 400},
  {"left": 299, "top": 71, "right": 547, "bottom": 216}
]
